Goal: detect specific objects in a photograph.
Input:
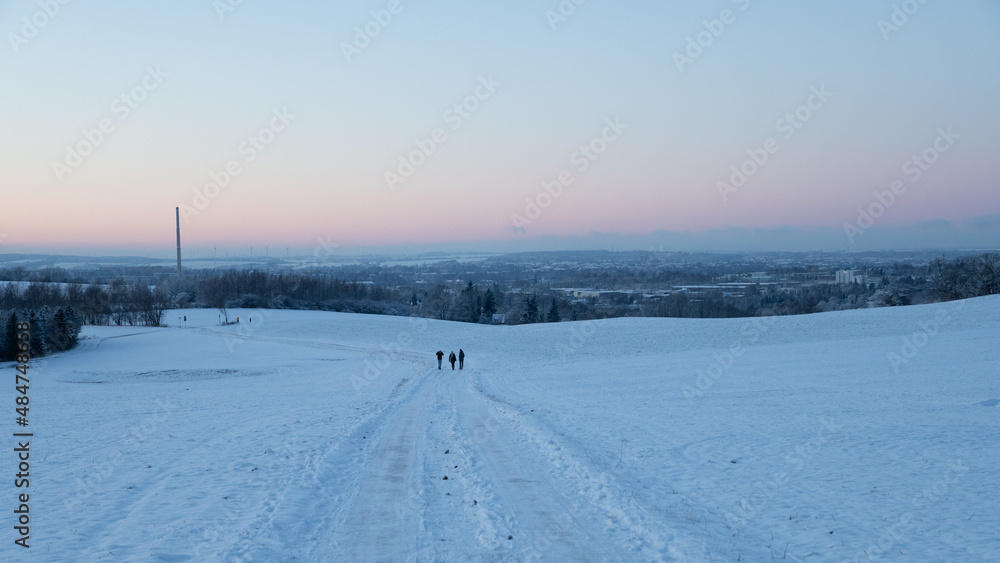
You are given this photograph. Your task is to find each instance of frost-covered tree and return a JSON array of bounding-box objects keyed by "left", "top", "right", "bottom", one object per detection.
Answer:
[
  {"left": 46, "top": 307, "right": 82, "bottom": 352},
  {"left": 27, "top": 309, "right": 47, "bottom": 357}
]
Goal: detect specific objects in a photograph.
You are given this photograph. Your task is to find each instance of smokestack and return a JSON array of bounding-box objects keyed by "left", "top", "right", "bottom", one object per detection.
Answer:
[{"left": 175, "top": 207, "right": 182, "bottom": 280}]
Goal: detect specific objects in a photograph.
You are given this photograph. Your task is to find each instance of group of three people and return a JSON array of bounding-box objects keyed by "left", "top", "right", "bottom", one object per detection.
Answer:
[{"left": 436, "top": 349, "right": 465, "bottom": 370}]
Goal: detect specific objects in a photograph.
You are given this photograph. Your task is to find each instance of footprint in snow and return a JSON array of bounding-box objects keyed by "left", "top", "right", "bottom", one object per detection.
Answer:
[{"left": 978, "top": 399, "right": 999, "bottom": 407}]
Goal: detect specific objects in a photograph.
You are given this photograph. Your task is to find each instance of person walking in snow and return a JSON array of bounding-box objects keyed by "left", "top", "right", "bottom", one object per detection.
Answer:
[
  {"left": 436, "top": 350, "right": 444, "bottom": 370},
  {"left": 458, "top": 349, "right": 465, "bottom": 370},
  {"left": 448, "top": 351, "right": 457, "bottom": 370}
]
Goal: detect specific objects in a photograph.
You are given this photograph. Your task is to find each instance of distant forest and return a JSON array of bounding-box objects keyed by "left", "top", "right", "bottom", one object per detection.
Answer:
[
  {"left": 0, "top": 271, "right": 400, "bottom": 360},
  {"left": 0, "top": 252, "right": 996, "bottom": 360}
]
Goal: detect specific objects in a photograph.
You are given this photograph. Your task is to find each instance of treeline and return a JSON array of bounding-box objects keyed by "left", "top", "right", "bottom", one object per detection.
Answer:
[
  {"left": 0, "top": 270, "right": 405, "bottom": 358},
  {"left": 0, "top": 279, "right": 166, "bottom": 360},
  {"left": 414, "top": 282, "right": 611, "bottom": 325},
  {"left": 192, "top": 270, "right": 405, "bottom": 318},
  {"left": 0, "top": 253, "right": 997, "bottom": 354},
  {"left": 0, "top": 279, "right": 171, "bottom": 328},
  {"left": 0, "top": 308, "right": 82, "bottom": 361},
  {"left": 930, "top": 253, "right": 999, "bottom": 301},
  {"left": 415, "top": 282, "right": 505, "bottom": 323}
]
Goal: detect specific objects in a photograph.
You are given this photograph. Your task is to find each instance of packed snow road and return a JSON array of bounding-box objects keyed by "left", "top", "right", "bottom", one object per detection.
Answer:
[
  {"left": 7, "top": 299, "right": 999, "bottom": 562},
  {"left": 214, "top": 355, "right": 693, "bottom": 561}
]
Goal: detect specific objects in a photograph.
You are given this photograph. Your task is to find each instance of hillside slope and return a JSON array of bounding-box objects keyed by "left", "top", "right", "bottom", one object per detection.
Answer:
[{"left": 5, "top": 297, "right": 998, "bottom": 562}]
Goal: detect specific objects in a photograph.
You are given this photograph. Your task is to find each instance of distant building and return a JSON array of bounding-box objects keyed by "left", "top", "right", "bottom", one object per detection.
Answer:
[
  {"left": 491, "top": 313, "right": 506, "bottom": 325},
  {"left": 836, "top": 269, "right": 866, "bottom": 285}
]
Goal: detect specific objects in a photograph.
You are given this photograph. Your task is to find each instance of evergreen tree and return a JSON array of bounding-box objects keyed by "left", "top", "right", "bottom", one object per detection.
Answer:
[
  {"left": 521, "top": 295, "right": 539, "bottom": 324},
  {"left": 45, "top": 306, "right": 82, "bottom": 352},
  {"left": 457, "top": 281, "right": 481, "bottom": 323},
  {"left": 547, "top": 298, "right": 561, "bottom": 323},
  {"left": 64, "top": 306, "right": 82, "bottom": 348},
  {"left": 2, "top": 311, "right": 17, "bottom": 362},
  {"left": 482, "top": 288, "right": 497, "bottom": 319},
  {"left": 28, "top": 310, "right": 47, "bottom": 358},
  {"left": 48, "top": 307, "right": 70, "bottom": 352}
]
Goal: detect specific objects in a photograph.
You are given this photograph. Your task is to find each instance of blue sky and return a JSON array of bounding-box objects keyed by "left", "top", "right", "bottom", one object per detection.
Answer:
[{"left": 1, "top": 0, "right": 998, "bottom": 256}]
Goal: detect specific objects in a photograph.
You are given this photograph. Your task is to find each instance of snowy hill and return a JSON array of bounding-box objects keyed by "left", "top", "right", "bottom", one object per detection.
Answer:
[{"left": 5, "top": 297, "right": 999, "bottom": 562}]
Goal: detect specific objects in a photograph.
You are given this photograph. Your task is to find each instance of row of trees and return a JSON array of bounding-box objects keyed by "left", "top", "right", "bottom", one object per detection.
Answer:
[
  {"left": 414, "top": 282, "right": 595, "bottom": 325},
  {"left": 0, "top": 270, "right": 404, "bottom": 358},
  {"left": 0, "top": 308, "right": 82, "bottom": 361},
  {"left": 930, "top": 253, "right": 999, "bottom": 301},
  {"left": 193, "top": 270, "right": 404, "bottom": 320},
  {"left": 1, "top": 279, "right": 170, "bottom": 328},
  {"left": 0, "top": 253, "right": 997, "bottom": 358},
  {"left": 517, "top": 295, "right": 569, "bottom": 323},
  {"left": 415, "top": 282, "right": 499, "bottom": 323}
]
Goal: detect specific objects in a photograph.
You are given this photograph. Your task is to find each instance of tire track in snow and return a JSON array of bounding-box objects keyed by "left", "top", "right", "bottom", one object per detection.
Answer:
[
  {"left": 414, "top": 374, "right": 508, "bottom": 560},
  {"left": 328, "top": 370, "right": 433, "bottom": 562},
  {"left": 461, "top": 371, "right": 706, "bottom": 561},
  {"left": 448, "top": 374, "right": 639, "bottom": 562},
  {"left": 213, "top": 363, "right": 431, "bottom": 561}
]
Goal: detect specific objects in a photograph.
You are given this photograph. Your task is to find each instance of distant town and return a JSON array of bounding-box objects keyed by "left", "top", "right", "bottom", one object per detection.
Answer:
[{"left": 1, "top": 249, "right": 996, "bottom": 330}]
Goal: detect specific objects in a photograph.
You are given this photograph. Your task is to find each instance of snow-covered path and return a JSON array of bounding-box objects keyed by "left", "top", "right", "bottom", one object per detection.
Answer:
[
  {"left": 213, "top": 352, "right": 695, "bottom": 562},
  {"left": 5, "top": 298, "right": 999, "bottom": 562}
]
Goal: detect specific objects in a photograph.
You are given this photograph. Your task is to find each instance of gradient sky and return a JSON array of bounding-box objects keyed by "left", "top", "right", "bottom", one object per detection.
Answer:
[{"left": 2, "top": 0, "right": 999, "bottom": 257}]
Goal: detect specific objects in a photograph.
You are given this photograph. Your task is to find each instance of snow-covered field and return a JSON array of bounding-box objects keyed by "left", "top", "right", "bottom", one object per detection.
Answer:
[{"left": 5, "top": 297, "right": 999, "bottom": 562}]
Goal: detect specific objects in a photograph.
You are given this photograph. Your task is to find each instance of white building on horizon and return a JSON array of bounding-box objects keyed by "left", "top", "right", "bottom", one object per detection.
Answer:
[{"left": 836, "top": 269, "right": 866, "bottom": 285}]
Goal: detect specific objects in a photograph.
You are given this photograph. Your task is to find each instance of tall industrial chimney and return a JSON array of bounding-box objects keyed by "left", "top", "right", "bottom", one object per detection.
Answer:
[{"left": 175, "top": 207, "right": 182, "bottom": 280}]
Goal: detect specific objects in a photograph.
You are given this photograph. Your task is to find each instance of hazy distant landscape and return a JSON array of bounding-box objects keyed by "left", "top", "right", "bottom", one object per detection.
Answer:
[{"left": 2, "top": 250, "right": 997, "bottom": 332}]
